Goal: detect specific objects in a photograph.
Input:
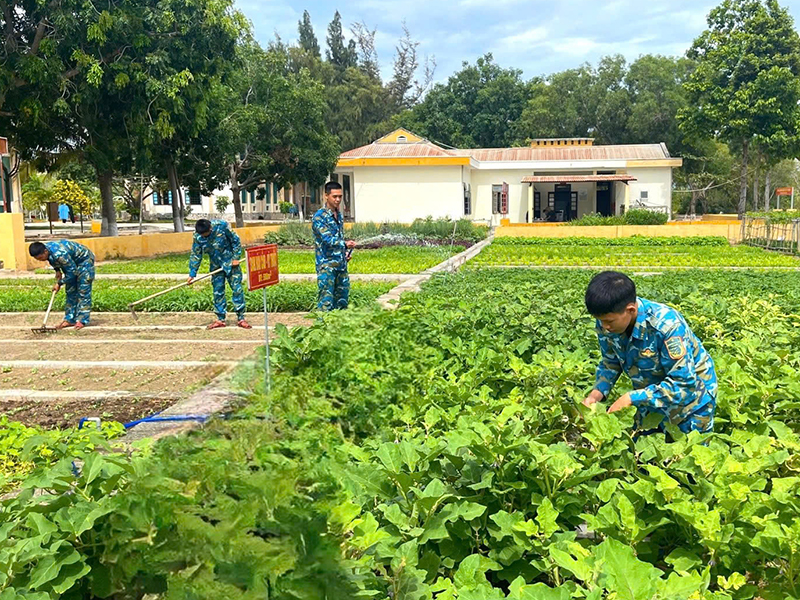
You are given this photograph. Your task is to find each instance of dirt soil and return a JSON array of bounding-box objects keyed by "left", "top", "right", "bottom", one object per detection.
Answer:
[
  {"left": 0, "top": 311, "right": 312, "bottom": 328},
  {"left": 0, "top": 365, "right": 225, "bottom": 393},
  {"left": 2, "top": 340, "right": 261, "bottom": 362},
  {"left": 3, "top": 396, "right": 178, "bottom": 429}
]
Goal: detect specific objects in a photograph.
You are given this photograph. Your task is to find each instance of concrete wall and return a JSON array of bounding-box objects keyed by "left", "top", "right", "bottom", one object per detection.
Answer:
[
  {"left": 0, "top": 213, "right": 27, "bottom": 270},
  {"left": 22, "top": 224, "right": 281, "bottom": 270},
  {"left": 351, "top": 166, "right": 464, "bottom": 223},
  {"left": 495, "top": 222, "right": 742, "bottom": 242},
  {"left": 625, "top": 167, "right": 672, "bottom": 215}
]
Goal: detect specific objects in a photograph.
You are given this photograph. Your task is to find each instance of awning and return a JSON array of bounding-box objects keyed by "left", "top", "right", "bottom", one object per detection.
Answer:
[{"left": 521, "top": 174, "right": 637, "bottom": 183}]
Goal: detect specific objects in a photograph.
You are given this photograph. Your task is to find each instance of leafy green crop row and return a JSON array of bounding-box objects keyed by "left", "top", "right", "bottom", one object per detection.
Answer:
[
  {"left": 493, "top": 236, "right": 730, "bottom": 247},
  {"left": 567, "top": 209, "right": 668, "bottom": 226},
  {"left": 34, "top": 246, "right": 460, "bottom": 276},
  {"left": 265, "top": 217, "right": 488, "bottom": 246},
  {"left": 747, "top": 210, "right": 800, "bottom": 224},
  {"left": 473, "top": 241, "right": 800, "bottom": 267},
  {"left": 0, "top": 279, "right": 395, "bottom": 312},
  {"left": 2, "top": 269, "right": 800, "bottom": 599},
  {"left": 0, "top": 417, "right": 123, "bottom": 494}
]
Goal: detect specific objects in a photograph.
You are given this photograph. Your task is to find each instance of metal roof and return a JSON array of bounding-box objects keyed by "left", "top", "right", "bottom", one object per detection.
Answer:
[
  {"left": 521, "top": 175, "right": 637, "bottom": 183},
  {"left": 339, "top": 134, "right": 672, "bottom": 163},
  {"left": 452, "top": 145, "right": 669, "bottom": 162},
  {"left": 340, "top": 142, "right": 455, "bottom": 159}
]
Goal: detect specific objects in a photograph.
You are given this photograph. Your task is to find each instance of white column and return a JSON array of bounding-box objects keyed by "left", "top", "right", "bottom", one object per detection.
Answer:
[{"left": 527, "top": 184, "right": 534, "bottom": 223}]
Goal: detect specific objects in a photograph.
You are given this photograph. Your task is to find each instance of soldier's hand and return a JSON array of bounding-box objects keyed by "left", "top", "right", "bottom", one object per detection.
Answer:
[
  {"left": 187, "top": 276, "right": 195, "bottom": 285},
  {"left": 582, "top": 389, "right": 604, "bottom": 407},
  {"left": 607, "top": 393, "right": 633, "bottom": 414},
  {"left": 52, "top": 283, "right": 60, "bottom": 292},
  {"left": 231, "top": 260, "right": 240, "bottom": 267},
  {"left": 345, "top": 240, "right": 356, "bottom": 249}
]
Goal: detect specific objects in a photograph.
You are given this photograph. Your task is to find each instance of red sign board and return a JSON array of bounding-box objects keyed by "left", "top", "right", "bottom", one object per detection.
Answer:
[
  {"left": 776, "top": 187, "right": 793, "bottom": 196},
  {"left": 246, "top": 244, "right": 279, "bottom": 291},
  {"left": 0, "top": 137, "right": 7, "bottom": 155}
]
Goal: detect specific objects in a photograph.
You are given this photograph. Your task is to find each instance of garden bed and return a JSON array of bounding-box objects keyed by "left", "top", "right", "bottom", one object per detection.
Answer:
[
  {"left": 0, "top": 279, "right": 396, "bottom": 312},
  {"left": 2, "top": 396, "right": 178, "bottom": 429}
]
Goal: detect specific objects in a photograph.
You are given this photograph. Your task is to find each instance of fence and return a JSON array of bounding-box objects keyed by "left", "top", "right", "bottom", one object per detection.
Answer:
[{"left": 741, "top": 217, "right": 800, "bottom": 254}]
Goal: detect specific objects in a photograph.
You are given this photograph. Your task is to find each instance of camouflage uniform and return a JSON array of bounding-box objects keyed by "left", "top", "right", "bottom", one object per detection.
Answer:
[
  {"left": 312, "top": 207, "right": 350, "bottom": 311},
  {"left": 593, "top": 298, "right": 717, "bottom": 433},
  {"left": 188, "top": 220, "right": 245, "bottom": 321},
  {"left": 44, "top": 240, "right": 95, "bottom": 325}
]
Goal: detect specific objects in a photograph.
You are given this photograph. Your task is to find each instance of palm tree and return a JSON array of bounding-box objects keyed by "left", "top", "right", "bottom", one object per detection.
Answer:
[{"left": 21, "top": 171, "right": 55, "bottom": 221}]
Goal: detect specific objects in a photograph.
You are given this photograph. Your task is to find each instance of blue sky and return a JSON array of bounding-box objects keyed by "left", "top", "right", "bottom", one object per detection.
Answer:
[{"left": 240, "top": 0, "right": 800, "bottom": 83}]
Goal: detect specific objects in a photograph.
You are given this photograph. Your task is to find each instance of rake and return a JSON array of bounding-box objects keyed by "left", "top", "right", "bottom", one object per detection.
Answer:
[
  {"left": 31, "top": 287, "right": 59, "bottom": 334},
  {"left": 127, "top": 268, "right": 223, "bottom": 320}
]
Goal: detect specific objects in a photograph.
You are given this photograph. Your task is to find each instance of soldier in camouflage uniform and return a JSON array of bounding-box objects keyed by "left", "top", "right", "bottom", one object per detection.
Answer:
[
  {"left": 29, "top": 240, "right": 95, "bottom": 330},
  {"left": 583, "top": 271, "right": 717, "bottom": 434},
  {"left": 187, "top": 219, "right": 251, "bottom": 329},
  {"left": 312, "top": 182, "right": 356, "bottom": 311}
]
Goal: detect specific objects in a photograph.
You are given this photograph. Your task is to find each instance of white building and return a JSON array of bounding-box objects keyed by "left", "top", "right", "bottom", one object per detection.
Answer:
[
  {"left": 334, "top": 129, "right": 682, "bottom": 224},
  {"left": 140, "top": 181, "right": 330, "bottom": 221}
]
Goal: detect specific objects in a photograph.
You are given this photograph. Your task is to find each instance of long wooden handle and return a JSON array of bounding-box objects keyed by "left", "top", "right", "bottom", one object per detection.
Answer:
[
  {"left": 42, "top": 288, "right": 58, "bottom": 327},
  {"left": 128, "top": 268, "right": 224, "bottom": 309}
]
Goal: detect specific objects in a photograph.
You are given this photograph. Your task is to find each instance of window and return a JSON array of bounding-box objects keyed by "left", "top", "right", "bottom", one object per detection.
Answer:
[
  {"left": 251, "top": 189, "right": 256, "bottom": 204},
  {"left": 640, "top": 190, "right": 649, "bottom": 201},
  {"left": 397, "top": 135, "right": 408, "bottom": 143},
  {"left": 534, "top": 191, "right": 541, "bottom": 219},
  {"left": 463, "top": 183, "right": 471, "bottom": 215},
  {"left": 571, "top": 191, "right": 578, "bottom": 217},
  {"left": 153, "top": 191, "right": 159, "bottom": 205},
  {"left": 272, "top": 183, "right": 279, "bottom": 207},
  {"left": 492, "top": 185, "right": 503, "bottom": 214},
  {"left": 167, "top": 190, "right": 172, "bottom": 205}
]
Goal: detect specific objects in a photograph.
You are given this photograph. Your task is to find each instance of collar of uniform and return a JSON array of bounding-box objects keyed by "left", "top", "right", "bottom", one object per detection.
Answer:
[
  {"left": 322, "top": 206, "right": 341, "bottom": 220},
  {"left": 630, "top": 298, "right": 648, "bottom": 341}
]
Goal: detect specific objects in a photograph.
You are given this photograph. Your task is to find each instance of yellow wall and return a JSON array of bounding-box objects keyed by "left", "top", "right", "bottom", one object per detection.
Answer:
[
  {"left": 24, "top": 224, "right": 281, "bottom": 270},
  {"left": 495, "top": 223, "right": 742, "bottom": 241},
  {"left": 0, "top": 213, "right": 27, "bottom": 270}
]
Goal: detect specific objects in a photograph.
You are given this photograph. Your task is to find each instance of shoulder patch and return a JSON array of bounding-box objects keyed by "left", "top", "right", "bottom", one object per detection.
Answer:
[{"left": 665, "top": 337, "right": 686, "bottom": 360}]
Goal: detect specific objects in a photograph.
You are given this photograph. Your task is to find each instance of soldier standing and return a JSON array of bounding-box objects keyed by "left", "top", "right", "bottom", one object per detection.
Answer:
[
  {"left": 29, "top": 240, "right": 95, "bottom": 330},
  {"left": 582, "top": 271, "right": 717, "bottom": 434},
  {"left": 187, "top": 219, "right": 252, "bottom": 329},
  {"left": 312, "top": 182, "right": 356, "bottom": 311}
]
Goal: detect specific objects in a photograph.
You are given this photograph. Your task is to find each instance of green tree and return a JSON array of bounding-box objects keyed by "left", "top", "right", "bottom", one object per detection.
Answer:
[
  {"left": 21, "top": 171, "right": 54, "bottom": 218},
  {"left": 126, "top": 0, "right": 249, "bottom": 232},
  {"left": 399, "top": 54, "right": 532, "bottom": 148},
  {"left": 298, "top": 10, "right": 321, "bottom": 58},
  {"left": 625, "top": 55, "right": 694, "bottom": 152},
  {"left": 679, "top": 0, "right": 800, "bottom": 216},
  {"left": 198, "top": 44, "right": 339, "bottom": 227},
  {"left": 326, "top": 11, "right": 357, "bottom": 71}
]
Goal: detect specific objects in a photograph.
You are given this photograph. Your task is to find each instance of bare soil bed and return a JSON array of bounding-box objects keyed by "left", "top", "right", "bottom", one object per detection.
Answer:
[
  {"left": 0, "top": 365, "right": 225, "bottom": 393},
  {"left": 2, "top": 340, "right": 261, "bottom": 362},
  {"left": 2, "top": 395, "right": 178, "bottom": 429}
]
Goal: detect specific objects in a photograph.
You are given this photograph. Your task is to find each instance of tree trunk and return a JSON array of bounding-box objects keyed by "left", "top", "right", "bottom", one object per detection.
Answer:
[
  {"left": 738, "top": 139, "right": 749, "bottom": 218},
  {"left": 98, "top": 170, "right": 118, "bottom": 237},
  {"left": 764, "top": 168, "right": 771, "bottom": 211},
  {"left": 165, "top": 160, "right": 184, "bottom": 232},
  {"left": 752, "top": 161, "right": 759, "bottom": 213},
  {"left": 230, "top": 164, "right": 244, "bottom": 228},
  {"left": 690, "top": 189, "right": 699, "bottom": 217}
]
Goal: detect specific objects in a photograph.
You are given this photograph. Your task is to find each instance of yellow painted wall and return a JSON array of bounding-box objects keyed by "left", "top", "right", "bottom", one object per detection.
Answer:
[
  {"left": 495, "top": 223, "right": 742, "bottom": 241},
  {"left": 0, "top": 213, "right": 27, "bottom": 270},
  {"left": 24, "top": 224, "right": 281, "bottom": 270}
]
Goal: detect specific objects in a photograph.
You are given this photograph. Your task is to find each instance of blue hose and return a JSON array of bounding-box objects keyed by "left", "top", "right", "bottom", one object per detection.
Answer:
[{"left": 78, "top": 412, "right": 210, "bottom": 430}]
